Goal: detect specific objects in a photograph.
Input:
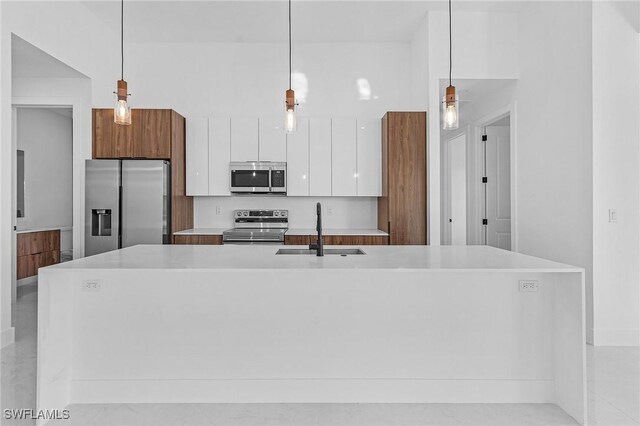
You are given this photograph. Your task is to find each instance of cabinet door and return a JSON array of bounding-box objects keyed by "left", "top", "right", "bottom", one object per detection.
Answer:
[
  {"left": 331, "top": 117, "right": 357, "bottom": 196},
  {"left": 356, "top": 118, "right": 382, "bottom": 196},
  {"left": 209, "top": 117, "right": 231, "bottom": 196},
  {"left": 286, "top": 117, "right": 309, "bottom": 196},
  {"left": 258, "top": 117, "right": 287, "bottom": 162},
  {"left": 309, "top": 118, "right": 332, "bottom": 196},
  {"left": 136, "top": 110, "right": 172, "bottom": 158},
  {"left": 186, "top": 117, "right": 209, "bottom": 196},
  {"left": 230, "top": 117, "right": 258, "bottom": 162},
  {"left": 93, "top": 108, "right": 136, "bottom": 158}
]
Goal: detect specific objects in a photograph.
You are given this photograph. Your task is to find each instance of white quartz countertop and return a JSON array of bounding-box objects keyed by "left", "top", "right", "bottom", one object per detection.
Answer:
[
  {"left": 173, "top": 228, "right": 388, "bottom": 236},
  {"left": 173, "top": 228, "right": 229, "bottom": 236},
  {"left": 45, "top": 244, "right": 582, "bottom": 272},
  {"left": 286, "top": 228, "right": 389, "bottom": 236}
]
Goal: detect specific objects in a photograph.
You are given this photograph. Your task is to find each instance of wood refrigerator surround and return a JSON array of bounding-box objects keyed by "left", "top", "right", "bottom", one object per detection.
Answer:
[{"left": 91, "top": 109, "right": 193, "bottom": 238}]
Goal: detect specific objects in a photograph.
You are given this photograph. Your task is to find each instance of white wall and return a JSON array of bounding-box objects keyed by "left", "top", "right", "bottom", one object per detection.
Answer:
[
  {"left": 426, "top": 11, "right": 519, "bottom": 244},
  {"left": 16, "top": 108, "right": 72, "bottom": 231},
  {"left": 516, "top": 2, "right": 595, "bottom": 341},
  {"left": 592, "top": 2, "right": 640, "bottom": 346},
  {"left": 195, "top": 197, "right": 378, "bottom": 230}
]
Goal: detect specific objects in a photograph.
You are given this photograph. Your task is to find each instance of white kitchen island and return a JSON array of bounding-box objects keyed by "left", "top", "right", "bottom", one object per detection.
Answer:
[{"left": 37, "top": 245, "right": 586, "bottom": 425}]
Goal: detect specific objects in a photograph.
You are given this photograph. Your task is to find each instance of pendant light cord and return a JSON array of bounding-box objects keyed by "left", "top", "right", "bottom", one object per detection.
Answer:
[
  {"left": 121, "top": 0, "right": 124, "bottom": 81},
  {"left": 288, "top": 0, "right": 292, "bottom": 90},
  {"left": 448, "top": 0, "right": 452, "bottom": 86}
]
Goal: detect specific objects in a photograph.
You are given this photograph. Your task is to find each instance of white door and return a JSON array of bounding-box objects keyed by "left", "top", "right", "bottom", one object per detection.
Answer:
[
  {"left": 258, "top": 117, "right": 287, "bottom": 162},
  {"left": 309, "top": 118, "right": 332, "bottom": 196},
  {"left": 356, "top": 118, "right": 382, "bottom": 196},
  {"left": 483, "top": 125, "right": 511, "bottom": 250},
  {"left": 208, "top": 117, "right": 231, "bottom": 196},
  {"left": 185, "top": 117, "right": 209, "bottom": 196},
  {"left": 230, "top": 117, "right": 258, "bottom": 162},
  {"left": 331, "top": 117, "right": 357, "bottom": 196},
  {"left": 286, "top": 117, "right": 310, "bottom": 196},
  {"left": 447, "top": 135, "right": 466, "bottom": 245}
]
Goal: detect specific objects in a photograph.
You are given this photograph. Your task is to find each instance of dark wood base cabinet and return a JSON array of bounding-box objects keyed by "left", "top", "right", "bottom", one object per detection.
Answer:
[
  {"left": 285, "top": 235, "right": 389, "bottom": 245},
  {"left": 173, "top": 235, "right": 223, "bottom": 245},
  {"left": 17, "top": 230, "right": 60, "bottom": 279}
]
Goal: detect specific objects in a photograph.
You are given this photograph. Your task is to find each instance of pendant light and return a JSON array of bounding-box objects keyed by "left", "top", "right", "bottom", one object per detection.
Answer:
[
  {"left": 284, "top": 0, "right": 297, "bottom": 133},
  {"left": 114, "top": 0, "right": 131, "bottom": 125},
  {"left": 442, "top": 0, "right": 459, "bottom": 130}
]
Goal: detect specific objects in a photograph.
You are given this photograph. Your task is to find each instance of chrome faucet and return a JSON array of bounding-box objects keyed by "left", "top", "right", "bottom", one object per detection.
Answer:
[{"left": 308, "top": 202, "right": 324, "bottom": 256}]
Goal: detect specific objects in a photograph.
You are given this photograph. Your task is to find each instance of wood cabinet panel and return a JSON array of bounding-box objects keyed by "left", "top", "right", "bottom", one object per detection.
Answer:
[
  {"left": 173, "top": 235, "right": 223, "bottom": 245},
  {"left": 378, "top": 112, "right": 427, "bottom": 245},
  {"left": 322, "top": 235, "right": 389, "bottom": 245},
  {"left": 16, "top": 230, "right": 60, "bottom": 279},
  {"left": 284, "top": 235, "right": 311, "bottom": 245},
  {"left": 92, "top": 108, "right": 138, "bottom": 158},
  {"left": 136, "top": 110, "right": 172, "bottom": 158}
]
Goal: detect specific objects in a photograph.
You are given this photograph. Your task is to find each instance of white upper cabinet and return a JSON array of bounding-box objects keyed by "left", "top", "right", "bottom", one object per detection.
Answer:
[
  {"left": 331, "top": 117, "right": 357, "bottom": 196},
  {"left": 356, "top": 118, "right": 382, "bottom": 196},
  {"left": 258, "top": 117, "right": 287, "bottom": 162},
  {"left": 230, "top": 117, "right": 258, "bottom": 162},
  {"left": 186, "top": 117, "right": 209, "bottom": 196},
  {"left": 208, "top": 117, "right": 231, "bottom": 196},
  {"left": 286, "top": 118, "right": 309, "bottom": 196},
  {"left": 309, "top": 118, "right": 332, "bottom": 196}
]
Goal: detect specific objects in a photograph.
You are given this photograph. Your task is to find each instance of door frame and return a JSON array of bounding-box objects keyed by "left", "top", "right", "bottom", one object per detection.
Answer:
[{"left": 472, "top": 103, "right": 517, "bottom": 251}]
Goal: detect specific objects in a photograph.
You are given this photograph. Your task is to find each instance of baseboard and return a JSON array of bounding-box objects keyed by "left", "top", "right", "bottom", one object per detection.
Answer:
[
  {"left": 17, "top": 276, "right": 37, "bottom": 287},
  {"left": 593, "top": 328, "right": 640, "bottom": 346},
  {"left": 70, "top": 379, "right": 556, "bottom": 404},
  {"left": 1, "top": 327, "right": 15, "bottom": 348}
]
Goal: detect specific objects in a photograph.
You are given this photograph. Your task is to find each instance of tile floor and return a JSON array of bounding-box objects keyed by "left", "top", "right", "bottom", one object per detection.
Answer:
[{"left": 2, "top": 282, "right": 638, "bottom": 426}]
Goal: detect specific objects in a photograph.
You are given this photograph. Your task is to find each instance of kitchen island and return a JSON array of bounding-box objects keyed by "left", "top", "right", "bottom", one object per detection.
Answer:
[{"left": 37, "top": 245, "right": 586, "bottom": 425}]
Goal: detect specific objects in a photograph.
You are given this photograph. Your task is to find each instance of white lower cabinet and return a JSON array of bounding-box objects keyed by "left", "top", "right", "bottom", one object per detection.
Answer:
[
  {"left": 331, "top": 117, "right": 357, "bottom": 196},
  {"left": 356, "top": 118, "right": 382, "bottom": 196},
  {"left": 208, "top": 117, "right": 231, "bottom": 196},
  {"left": 186, "top": 117, "right": 209, "bottom": 196},
  {"left": 309, "top": 118, "right": 332, "bottom": 196},
  {"left": 286, "top": 118, "right": 309, "bottom": 196}
]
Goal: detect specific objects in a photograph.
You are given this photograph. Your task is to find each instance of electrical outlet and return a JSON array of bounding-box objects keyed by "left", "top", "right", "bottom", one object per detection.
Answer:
[
  {"left": 82, "top": 280, "right": 102, "bottom": 292},
  {"left": 327, "top": 207, "right": 333, "bottom": 215},
  {"left": 609, "top": 209, "right": 617, "bottom": 223},
  {"left": 216, "top": 206, "right": 222, "bottom": 215},
  {"left": 519, "top": 280, "right": 539, "bottom": 292}
]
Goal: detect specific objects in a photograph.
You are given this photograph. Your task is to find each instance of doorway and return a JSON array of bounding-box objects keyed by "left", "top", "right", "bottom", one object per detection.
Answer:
[{"left": 480, "top": 115, "right": 512, "bottom": 250}]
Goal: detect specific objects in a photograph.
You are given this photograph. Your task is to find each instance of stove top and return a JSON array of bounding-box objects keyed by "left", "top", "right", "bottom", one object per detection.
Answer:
[{"left": 223, "top": 209, "right": 289, "bottom": 243}]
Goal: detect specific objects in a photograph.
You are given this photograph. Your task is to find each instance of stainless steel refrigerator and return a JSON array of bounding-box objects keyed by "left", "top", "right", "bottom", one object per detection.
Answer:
[{"left": 85, "top": 159, "right": 170, "bottom": 256}]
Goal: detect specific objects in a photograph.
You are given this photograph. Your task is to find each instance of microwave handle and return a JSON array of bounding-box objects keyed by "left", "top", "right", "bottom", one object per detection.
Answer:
[{"left": 268, "top": 166, "right": 272, "bottom": 192}]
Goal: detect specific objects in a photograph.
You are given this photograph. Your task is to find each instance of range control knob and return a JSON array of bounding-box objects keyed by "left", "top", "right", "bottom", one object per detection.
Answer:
[
  {"left": 243, "top": 211, "right": 249, "bottom": 217},
  {"left": 281, "top": 211, "right": 287, "bottom": 217},
  {"left": 274, "top": 211, "right": 280, "bottom": 217}
]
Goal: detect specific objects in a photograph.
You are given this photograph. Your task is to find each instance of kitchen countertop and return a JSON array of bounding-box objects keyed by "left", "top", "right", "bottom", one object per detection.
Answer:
[
  {"left": 173, "top": 228, "right": 388, "bottom": 236},
  {"left": 285, "top": 228, "right": 388, "bottom": 236},
  {"left": 173, "top": 228, "right": 229, "bottom": 236},
  {"left": 16, "top": 226, "right": 70, "bottom": 234},
  {"left": 46, "top": 244, "right": 581, "bottom": 272}
]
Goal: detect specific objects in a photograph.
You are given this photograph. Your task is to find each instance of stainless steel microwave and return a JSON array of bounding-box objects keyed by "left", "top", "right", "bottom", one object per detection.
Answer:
[{"left": 230, "top": 162, "right": 287, "bottom": 194}]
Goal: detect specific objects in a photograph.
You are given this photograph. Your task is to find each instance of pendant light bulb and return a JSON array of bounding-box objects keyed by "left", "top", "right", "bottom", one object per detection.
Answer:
[
  {"left": 114, "top": 79, "right": 131, "bottom": 125},
  {"left": 442, "top": 85, "right": 458, "bottom": 130},
  {"left": 285, "top": 89, "right": 297, "bottom": 133}
]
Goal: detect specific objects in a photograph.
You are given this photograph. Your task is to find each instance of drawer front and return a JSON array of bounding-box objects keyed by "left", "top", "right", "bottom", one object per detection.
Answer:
[
  {"left": 284, "top": 235, "right": 311, "bottom": 245},
  {"left": 322, "top": 235, "right": 389, "bottom": 245},
  {"left": 173, "top": 235, "right": 223, "bottom": 245}
]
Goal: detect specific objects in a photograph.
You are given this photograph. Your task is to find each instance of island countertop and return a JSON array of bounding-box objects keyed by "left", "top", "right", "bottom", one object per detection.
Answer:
[{"left": 46, "top": 244, "right": 581, "bottom": 272}]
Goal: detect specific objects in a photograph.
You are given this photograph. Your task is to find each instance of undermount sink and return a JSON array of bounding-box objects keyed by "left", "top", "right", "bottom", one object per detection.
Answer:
[{"left": 276, "top": 248, "right": 366, "bottom": 256}]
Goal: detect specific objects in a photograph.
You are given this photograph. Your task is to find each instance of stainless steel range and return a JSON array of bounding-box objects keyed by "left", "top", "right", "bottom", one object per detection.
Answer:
[{"left": 222, "top": 209, "right": 288, "bottom": 245}]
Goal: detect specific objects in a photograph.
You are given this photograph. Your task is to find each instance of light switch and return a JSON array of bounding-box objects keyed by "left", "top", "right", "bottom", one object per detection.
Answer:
[{"left": 609, "top": 209, "right": 618, "bottom": 223}]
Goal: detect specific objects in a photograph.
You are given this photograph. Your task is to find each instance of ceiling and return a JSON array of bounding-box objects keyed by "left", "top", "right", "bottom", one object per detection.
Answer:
[
  {"left": 11, "top": 35, "right": 86, "bottom": 78},
  {"left": 80, "top": 1, "right": 523, "bottom": 44}
]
